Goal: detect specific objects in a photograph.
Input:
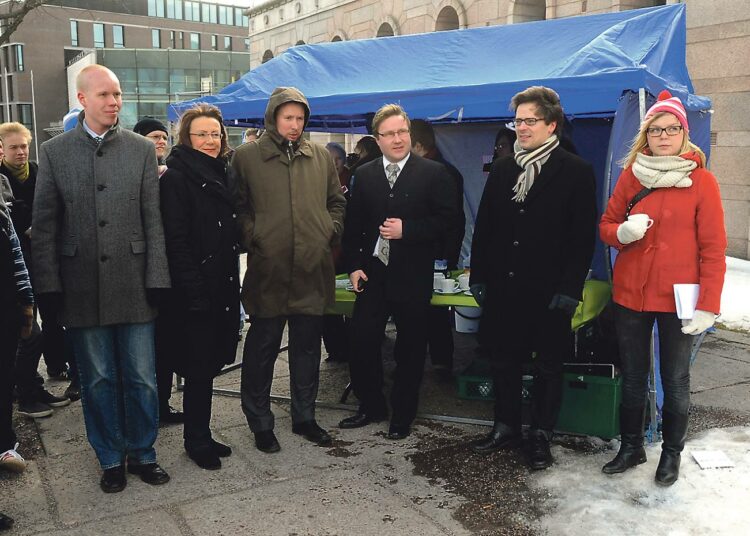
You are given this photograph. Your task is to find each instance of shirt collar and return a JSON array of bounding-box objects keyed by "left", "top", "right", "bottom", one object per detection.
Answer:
[
  {"left": 82, "top": 119, "right": 111, "bottom": 140},
  {"left": 382, "top": 152, "right": 410, "bottom": 174}
]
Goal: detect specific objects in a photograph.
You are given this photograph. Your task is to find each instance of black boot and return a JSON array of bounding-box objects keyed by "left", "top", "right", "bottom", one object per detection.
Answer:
[
  {"left": 602, "top": 405, "right": 647, "bottom": 474},
  {"left": 470, "top": 421, "right": 519, "bottom": 454},
  {"left": 655, "top": 410, "right": 688, "bottom": 486},
  {"left": 525, "top": 429, "right": 553, "bottom": 470}
]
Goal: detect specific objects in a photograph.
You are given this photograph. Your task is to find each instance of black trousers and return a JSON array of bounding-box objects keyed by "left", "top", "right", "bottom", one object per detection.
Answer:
[
  {"left": 154, "top": 315, "right": 175, "bottom": 411},
  {"left": 183, "top": 376, "right": 214, "bottom": 452},
  {"left": 427, "top": 305, "right": 454, "bottom": 370},
  {"left": 490, "top": 307, "right": 573, "bottom": 433},
  {"left": 322, "top": 314, "right": 350, "bottom": 360},
  {"left": 349, "top": 270, "right": 430, "bottom": 427},
  {"left": 240, "top": 315, "right": 323, "bottom": 432},
  {"left": 1, "top": 321, "right": 18, "bottom": 451}
]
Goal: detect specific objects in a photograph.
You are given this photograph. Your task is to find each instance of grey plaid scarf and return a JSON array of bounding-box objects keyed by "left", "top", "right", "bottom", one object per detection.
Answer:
[{"left": 512, "top": 134, "right": 559, "bottom": 203}]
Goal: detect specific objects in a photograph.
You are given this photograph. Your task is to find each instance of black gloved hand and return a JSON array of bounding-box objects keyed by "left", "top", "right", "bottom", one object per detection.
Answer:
[
  {"left": 146, "top": 288, "right": 170, "bottom": 308},
  {"left": 36, "top": 292, "right": 63, "bottom": 320},
  {"left": 548, "top": 293, "right": 579, "bottom": 315},
  {"left": 469, "top": 283, "right": 486, "bottom": 306}
]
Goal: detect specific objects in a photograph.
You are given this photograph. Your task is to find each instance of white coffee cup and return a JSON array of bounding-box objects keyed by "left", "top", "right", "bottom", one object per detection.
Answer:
[
  {"left": 433, "top": 273, "right": 445, "bottom": 291},
  {"left": 457, "top": 273, "right": 470, "bottom": 291},
  {"left": 628, "top": 213, "right": 654, "bottom": 229},
  {"left": 439, "top": 278, "right": 459, "bottom": 293}
]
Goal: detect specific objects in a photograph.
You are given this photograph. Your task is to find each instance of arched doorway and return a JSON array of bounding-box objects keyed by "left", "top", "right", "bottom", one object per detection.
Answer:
[
  {"left": 262, "top": 49, "right": 274, "bottom": 63},
  {"left": 508, "top": 0, "right": 546, "bottom": 24},
  {"left": 331, "top": 35, "right": 342, "bottom": 42},
  {"left": 436, "top": 6, "right": 460, "bottom": 31},
  {"left": 295, "top": 40, "right": 305, "bottom": 46},
  {"left": 377, "top": 23, "right": 394, "bottom": 37}
]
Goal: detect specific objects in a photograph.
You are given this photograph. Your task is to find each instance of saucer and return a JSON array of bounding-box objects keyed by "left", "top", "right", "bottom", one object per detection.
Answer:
[{"left": 435, "top": 288, "right": 462, "bottom": 295}]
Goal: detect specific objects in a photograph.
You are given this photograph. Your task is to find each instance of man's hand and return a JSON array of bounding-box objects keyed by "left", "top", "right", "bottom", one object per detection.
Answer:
[
  {"left": 379, "top": 218, "right": 403, "bottom": 240},
  {"left": 19, "top": 304, "right": 34, "bottom": 339},
  {"left": 349, "top": 270, "right": 368, "bottom": 293}
]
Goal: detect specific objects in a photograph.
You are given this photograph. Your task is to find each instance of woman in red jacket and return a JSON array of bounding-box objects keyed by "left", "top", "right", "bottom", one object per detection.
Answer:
[{"left": 599, "top": 91, "right": 726, "bottom": 486}]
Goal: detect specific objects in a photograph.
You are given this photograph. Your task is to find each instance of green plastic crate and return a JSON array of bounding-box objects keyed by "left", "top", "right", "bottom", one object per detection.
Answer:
[
  {"left": 556, "top": 372, "right": 622, "bottom": 439},
  {"left": 456, "top": 360, "right": 494, "bottom": 400}
]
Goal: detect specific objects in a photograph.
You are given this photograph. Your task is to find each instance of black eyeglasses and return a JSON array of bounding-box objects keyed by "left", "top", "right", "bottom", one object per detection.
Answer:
[
  {"left": 513, "top": 117, "right": 544, "bottom": 127},
  {"left": 646, "top": 125, "right": 683, "bottom": 137}
]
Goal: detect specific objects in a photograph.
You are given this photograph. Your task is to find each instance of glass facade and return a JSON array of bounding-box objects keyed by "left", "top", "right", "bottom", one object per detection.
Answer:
[{"left": 96, "top": 48, "right": 249, "bottom": 135}]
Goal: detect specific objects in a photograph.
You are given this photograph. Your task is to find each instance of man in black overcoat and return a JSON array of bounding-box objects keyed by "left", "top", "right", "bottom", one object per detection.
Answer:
[
  {"left": 340, "top": 104, "right": 460, "bottom": 439},
  {"left": 470, "top": 86, "right": 597, "bottom": 469}
]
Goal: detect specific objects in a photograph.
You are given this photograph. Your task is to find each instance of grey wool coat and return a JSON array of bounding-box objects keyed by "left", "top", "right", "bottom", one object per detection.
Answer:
[{"left": 31, "top": 114, "right": 171, "bottom": 328}]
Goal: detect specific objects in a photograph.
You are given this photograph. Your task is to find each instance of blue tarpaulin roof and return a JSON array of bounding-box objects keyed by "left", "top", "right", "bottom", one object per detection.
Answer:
[{"left": 169, "top": 4, "right": 709, "bottom": 130}]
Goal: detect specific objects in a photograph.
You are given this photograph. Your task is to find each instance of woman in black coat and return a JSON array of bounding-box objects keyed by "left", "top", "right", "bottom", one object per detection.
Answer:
[{"left": 159, "top": 104, "right": 239, "bottom": 470}]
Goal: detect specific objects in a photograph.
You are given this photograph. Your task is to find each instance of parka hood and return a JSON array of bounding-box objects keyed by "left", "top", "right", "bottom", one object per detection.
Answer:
[{"left": 264, "top": 87, "right": 310, "bottom": 145}]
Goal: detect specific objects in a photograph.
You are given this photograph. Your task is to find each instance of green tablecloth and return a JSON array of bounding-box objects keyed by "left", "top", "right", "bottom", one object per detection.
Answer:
[{"left": 329, "top": 274, "right": 611, "bottom": 331}]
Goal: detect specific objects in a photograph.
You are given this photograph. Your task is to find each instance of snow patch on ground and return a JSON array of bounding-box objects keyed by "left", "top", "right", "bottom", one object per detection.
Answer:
[
  {"left": 720, "top": 257, "right": 750, "bottom": 332},
  {"left": 532, "top": 427, "right": 750, "bottom": 535}
]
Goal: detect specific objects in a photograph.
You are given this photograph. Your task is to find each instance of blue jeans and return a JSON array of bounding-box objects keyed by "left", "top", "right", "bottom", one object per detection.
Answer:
[
  {"left": 614, "top": 304, "right": 693, "bottom": 416},
  {"left": 68, "top": 322, "right": 159, "bottom": 469}
]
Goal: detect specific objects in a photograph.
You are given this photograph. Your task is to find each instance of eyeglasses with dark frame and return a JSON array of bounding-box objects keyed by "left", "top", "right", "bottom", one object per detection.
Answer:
[
  {"left": 646, "top": 125, "right": 683, "bottom": 137},
  {"left": 513, "top": 117, "right": 544, "bottom": 127}
]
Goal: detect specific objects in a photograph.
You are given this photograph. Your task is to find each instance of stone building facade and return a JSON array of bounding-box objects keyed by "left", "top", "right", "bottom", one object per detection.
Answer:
[{"left": 245, "top": 0, "right": 750, "bottom": 259}]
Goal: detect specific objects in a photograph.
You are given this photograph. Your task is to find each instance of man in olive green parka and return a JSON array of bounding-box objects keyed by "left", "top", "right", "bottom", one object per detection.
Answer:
[{"left": 232, "top": 87, "right": 346, "bottom": 453}]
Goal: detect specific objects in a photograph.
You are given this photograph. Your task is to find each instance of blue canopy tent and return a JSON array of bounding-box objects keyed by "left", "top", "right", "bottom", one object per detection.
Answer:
[{"left": 170, "top": 3, "right": 710, "bottom": 283}]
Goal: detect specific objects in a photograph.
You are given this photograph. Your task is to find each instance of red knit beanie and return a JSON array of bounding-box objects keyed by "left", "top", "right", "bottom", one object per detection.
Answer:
[{"left": 644, "top": 90, "right": 689, "bottom": 132}]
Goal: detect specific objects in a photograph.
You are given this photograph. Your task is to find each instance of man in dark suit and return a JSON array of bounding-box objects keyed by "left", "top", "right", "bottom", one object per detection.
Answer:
[
  {"left": 339, "top": 104, "right": 460, "bottom": 439},
  {"left": 469, "top": 86, "right": 597, "bottom": 469}
]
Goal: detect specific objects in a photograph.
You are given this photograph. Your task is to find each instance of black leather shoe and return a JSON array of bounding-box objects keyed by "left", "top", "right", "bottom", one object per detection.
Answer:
[
  {"left": 0, "top": 512, "right": 14, "bottom": 530},
  {"left": 525, "top": 430, "right": 554, "bottom": 470},
  {"left": 127, "top": 462, "right": 170, "bottom": 485},
  {"left": 210, "top": 439, "right": 232, "bottom": 458},
  {"left": 471, "top": 422, "right": 520, "bottom": 454},
  {"left": 64, "top": 380, "right": 81, "bottom": 402},
  {"left": 292, "top": 421, "right": 333, "bottom": 446},
  {"left": 187, "top": 448, "right": 221, "bottom": 470},
  {"left": 100, "top": 466, "right": 126, "bottom": 493},
  {"left": 386, "top": 423, "right": 411, "bottom": 440},
  {"left": 338, "top": 412, "right": 385, "bottom": 429},
  {"left": 655, "top": 450, "right": 681, "bottom": 486},
  {"left": 254, "top": 430, "right": 281, "bottom": 453},
  {"left": 159, "top": 406, "right": 184, "bottom": 425}
]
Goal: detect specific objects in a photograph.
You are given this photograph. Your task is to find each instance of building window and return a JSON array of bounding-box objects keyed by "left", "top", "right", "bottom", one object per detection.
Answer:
[
  {"left": 113, "top": 25, "right": 124, "bottom": 47},
  {"left": 224, "top": 36, "right": 231, "bottom": 50},
  {"left": 211, "top": 35, "right": 217, "bottom": 50},
  {"left": 225, "top": 7, "right": 233, "bottom": 25},
  {"left": 435, "top": 7, "right": 460, "bottom": 31},
  {"left": 152, "top": 29, "right": 161, "bottom": 49},
  {"left": 209, "top": 4, "right": 217, "bottom": 23},
  {"left": 93, "top": 23, "right": 105, "bottom": 47},
  {"left": 167, "top": 0, "right": 182, "bottom": 19},
  {"left": 70, "top": 20, "right": 79, "bottom": 46},
  {"left": 235, "top": 8, "right": 248, "bottom": 27},
  {"left": 184, "top": 1, "right": 199, "bottom": 21},
  {"left": 148, "top": 0, "right": 165, "bottom": 17},
  {"left": 262, "top": 49, "right": 273, "bottom": 63},
  {"left": 245, "top": 38, "right": 250, "bottom": 51},
  {"left": 190, "top": 33, "right": 200, "bottom": 50},
  {"left": 169, "top": 31, "right": 175, "bottom": 49},
  {"left": 202, "top": 3, "right": 209, "bottom": 22},
  {"left": 18, "top": 104, "right": 33, "bottom": 131},
  {"left": 13, "top": 45, "right": 24, "bottom": 72},
  {"left": 219, "top": 6, "right": 226, "bottom": 25}
]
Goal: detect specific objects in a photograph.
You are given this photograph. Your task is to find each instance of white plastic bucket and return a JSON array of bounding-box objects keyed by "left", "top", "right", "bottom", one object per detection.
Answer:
[{"left": 454, "top": 306, "right": 482, "bottom": 333}]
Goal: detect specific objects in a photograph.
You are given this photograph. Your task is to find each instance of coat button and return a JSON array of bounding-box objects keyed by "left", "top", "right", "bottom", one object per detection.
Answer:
[
  {"left": 99, "top": 221, "right": 106, "bottom": 227},
  {"left": 225, "top": 307, "right": 230, "bottom": 311},
  {"left": 508, "top": 271, "right": 514, "bottom": 278},
  {"left": 389, "top": 193, "right": 394, "bottom": 198},
  {"left": 513, "top": 241, "right": 519, "bottom": 247},
  {"left": 519, "top": 209, "right": 525, "bottom": 215},
  {"left": 100, "top": 255, "right": 108, "bottom": 262},
  {"left": 229, "top": 276, "right": 233, "bottom": 281},
  {"left": 96, "top": 151, "right": 103, "bottom": 157},
  {"left": 97, "top": 184, "right": 105, "bottom": 191}
]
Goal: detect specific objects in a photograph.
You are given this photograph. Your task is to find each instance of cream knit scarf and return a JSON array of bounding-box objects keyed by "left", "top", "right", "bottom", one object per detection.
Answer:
[
  {"left": 512, "top": 134, "right": 559, "bottom": 203},
  {"left": 632, "top": 153, "right": 696, "bottom": 189}
]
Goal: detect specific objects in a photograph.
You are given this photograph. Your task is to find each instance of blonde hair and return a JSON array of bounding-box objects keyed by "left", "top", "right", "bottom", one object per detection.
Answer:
[
  {"left": 0, "top": 122, "right": 32, "bottom": 144},
  {"left": 372, "top": 104, "right": 410, "bottom": 137},
  {"left": 621, "top": 112, "right": 705, "bottom": 168}
]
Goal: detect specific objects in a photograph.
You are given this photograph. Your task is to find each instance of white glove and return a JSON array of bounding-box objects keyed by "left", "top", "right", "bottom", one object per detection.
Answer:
[
  {"left": 681, "top": 309, "right": 716, "bottom": 335},
  {"left": 616, "top": 220, "right": 647, "bottom": 245}
]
